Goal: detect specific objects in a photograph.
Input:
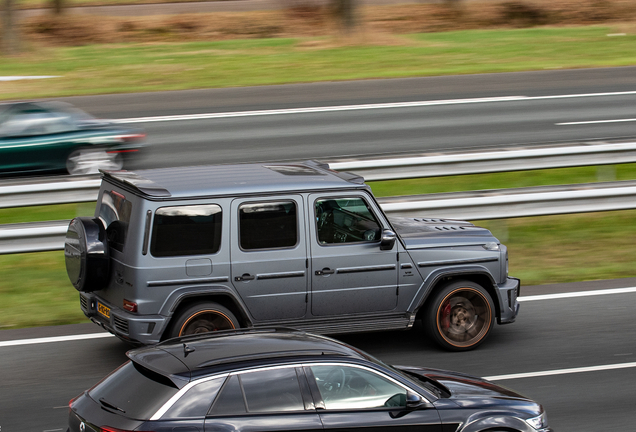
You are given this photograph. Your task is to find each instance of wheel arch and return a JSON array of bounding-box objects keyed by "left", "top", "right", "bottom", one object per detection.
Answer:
[
  {"left": 159, "top": 287, "right": 252, "bottom": 340},
  {"left": 458, "top": 413, "right": 530, "bottom": 432},
  {"left": 414, "top": 267, "right": 501, "bottom": 322}
]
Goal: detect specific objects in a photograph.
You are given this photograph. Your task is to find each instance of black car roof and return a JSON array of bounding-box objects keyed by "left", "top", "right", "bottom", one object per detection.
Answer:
[
  {"left": 102, "top": 161, "right": 366, "bottom": 199},
  {"left": 127, "top": 329, "right": 368, "bottom": 385}
]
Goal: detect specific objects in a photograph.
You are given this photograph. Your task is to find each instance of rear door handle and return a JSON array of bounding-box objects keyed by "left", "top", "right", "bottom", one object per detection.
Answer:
[
  {"left": 235, "top": 273, "right": 255, "bottom": 282},
  {"left": 315, "top": 268, "right": 335, "bottom": 276}
]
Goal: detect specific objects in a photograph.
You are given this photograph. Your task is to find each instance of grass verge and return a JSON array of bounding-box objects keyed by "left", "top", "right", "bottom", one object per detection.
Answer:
[{"left": 2, "top": 27, "right": 636, "bottom": 100}]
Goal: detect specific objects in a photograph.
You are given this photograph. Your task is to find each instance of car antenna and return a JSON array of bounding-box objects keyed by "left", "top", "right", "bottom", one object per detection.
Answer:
[{"left": 183, "top": 343, "right": 196, "bottom": 357}]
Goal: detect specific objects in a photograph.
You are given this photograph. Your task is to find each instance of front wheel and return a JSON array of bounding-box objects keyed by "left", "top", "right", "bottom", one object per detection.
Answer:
[
  {"left": 166, "top": 302, "right": 239, "bottom": 340},
  {"left": 424, "top": 281, "right": 495, "bottom": 351}
]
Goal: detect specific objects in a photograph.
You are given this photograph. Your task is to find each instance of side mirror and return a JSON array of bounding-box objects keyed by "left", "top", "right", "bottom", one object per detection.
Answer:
[
  {"left": 405, "top": 391, "right": 427, "bottom": 409},
  {"left": 380, "top": 229, "right": 396, "bottom": 250}
]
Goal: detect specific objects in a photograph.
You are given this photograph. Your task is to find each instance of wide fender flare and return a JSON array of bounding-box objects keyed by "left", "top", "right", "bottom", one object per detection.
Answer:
[
  {"left": 158, "top": 284, "right": 252, "bottom": 325},
  {"left": 458, "top": 412, "right": 535, "bottom": 432},
  {"left": 407, "top": 265, "right": 497, "bottom": 314}
]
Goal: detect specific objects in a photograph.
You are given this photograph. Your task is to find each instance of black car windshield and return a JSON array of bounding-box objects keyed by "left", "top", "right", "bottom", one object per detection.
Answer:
[{"left": 88, "top": 361, "right": 179, "bottom": 420}]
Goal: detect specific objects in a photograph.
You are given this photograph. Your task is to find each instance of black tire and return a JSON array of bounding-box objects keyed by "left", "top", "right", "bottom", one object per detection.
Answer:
[
  {"left": 424, "top": 280, "right": 495, "bottom": 351},
  {"left": 65, "top": 217, "right": 110, "bottom": 292},
  {"left": 166, "top": 302, "right": 240, "bottom": 339},
  {"left": 66, "top": 148, "right": 124, "bottom": 175}
]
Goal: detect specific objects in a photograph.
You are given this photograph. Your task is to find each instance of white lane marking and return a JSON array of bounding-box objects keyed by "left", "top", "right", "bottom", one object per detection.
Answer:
[
  {"left": 0, "top": 332, "right": 114, "bottom": 348},
  {"left": 557, "top": 118, "right": 636, "bottom": 125},
  {"left": 1, "top": 286, "right": 635, "bottom": 348},
  {"left": 110, "top": 90, "right": 636, "bottom": 124},
  {"left": 484, "top": 362, "right": 636, "bottom": 381},
  {"left": 111, "top": 96, "right": 524, "bottom": 123},
  {"left": 0, "top": 76, "right": 60, "bottom": 81},
  {"left": 518, "top": 286, "right": 636, "bottom": 302}
]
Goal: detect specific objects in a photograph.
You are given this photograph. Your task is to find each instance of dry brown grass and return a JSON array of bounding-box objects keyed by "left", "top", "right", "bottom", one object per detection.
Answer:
[{"left": 13, "top": 0, "right": 636, "bottom": 46}]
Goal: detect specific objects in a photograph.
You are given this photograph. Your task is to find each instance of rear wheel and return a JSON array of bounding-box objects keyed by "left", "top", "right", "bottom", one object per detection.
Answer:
[
  {"left": 167, "top": 302, "right": 239, "bottom": 339},
  {"left": 66, "top": 149, "right": 123, "bottom": 175},
  {"left": 424, "top": 280, "right": 495, "bottom": 351}
]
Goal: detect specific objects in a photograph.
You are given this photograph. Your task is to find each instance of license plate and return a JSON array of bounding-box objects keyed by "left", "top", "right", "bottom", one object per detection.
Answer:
[{"left": 98, "top": 303, "right": 110, "bottom": 318}]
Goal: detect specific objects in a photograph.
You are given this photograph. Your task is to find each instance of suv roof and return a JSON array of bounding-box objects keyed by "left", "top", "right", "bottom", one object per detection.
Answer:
[
  {"left": 103, "top": 161, "right": 366, "bottom": 199},
  {"left": 127, "top": 328, "right": 368, "bottom": 383}
]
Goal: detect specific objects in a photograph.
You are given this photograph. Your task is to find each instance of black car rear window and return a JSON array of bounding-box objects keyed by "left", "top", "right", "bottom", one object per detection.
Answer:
[{"left": 88, "top": 361, "right": 178, "bottom": 420}]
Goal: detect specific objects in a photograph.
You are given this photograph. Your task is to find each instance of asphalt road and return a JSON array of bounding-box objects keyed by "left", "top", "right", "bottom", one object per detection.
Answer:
[
  {"left": 51, "top": 66, "right": 636, "bottom": 169},
  {"left": 1, "top": 277, "right": 635, "bottom": 432}
]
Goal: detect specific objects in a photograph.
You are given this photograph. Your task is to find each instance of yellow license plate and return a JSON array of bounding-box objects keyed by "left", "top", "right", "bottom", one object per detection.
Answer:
[{"left": 98, "top": 303, "right": 110, "bottom": 318}]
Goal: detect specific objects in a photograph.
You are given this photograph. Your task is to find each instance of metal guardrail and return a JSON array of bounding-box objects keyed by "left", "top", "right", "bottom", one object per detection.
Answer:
[
  {"left": 0, "top": 175, "right": 101, "bottom": 209},
  {"left": 2, "top": 140, "right": 636, "bottom": 254},
  {"left": 3, "top": 180, "right": 636, "bottom": 254},
  {"left": 330, "top": 141, "right": 636, "bottom": 181},
  {"left": 2, "top": 141, "right": 636, "bottom": 209}
]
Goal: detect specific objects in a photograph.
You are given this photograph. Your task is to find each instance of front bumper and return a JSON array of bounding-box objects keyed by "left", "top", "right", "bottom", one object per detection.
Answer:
[
  {"left": 496, "top": 277, "right": 520, "bottom": 324},
  {"left": 79, "top": 293, "right": 167, "bottom": 345}
]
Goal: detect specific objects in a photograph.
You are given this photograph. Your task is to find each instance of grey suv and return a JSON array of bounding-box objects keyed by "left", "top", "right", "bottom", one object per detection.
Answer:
[{"left": 64, "top": 161, "right": 520, "bottom": 351}]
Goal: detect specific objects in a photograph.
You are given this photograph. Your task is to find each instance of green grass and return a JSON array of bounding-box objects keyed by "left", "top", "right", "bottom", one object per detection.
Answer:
[
  {"left": 0, "top": 251, "right": 87, "bottom": 329},
  {"left": 3, "top": 27, "right": 636, "bottom": 100},
  {"left": 369, "top": 164, "right": 636, "bottom": 197},
  {"left": 2, "top": 209, "right": 635, "bottom": 329}
]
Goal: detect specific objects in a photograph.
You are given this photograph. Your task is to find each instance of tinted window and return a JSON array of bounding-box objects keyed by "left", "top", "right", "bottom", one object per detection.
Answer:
[
  {"left": 99, "top": 190, "right": 133, "bottom": 252},
  {"left": 163, "top": 376, "right": 225, "bottom": 419},
  {"left": 239, "top": 201, "right": 297, "bottom": 250},
  {"left": 310, "top": 365, "right": 406, "bottom": 410},
  {"left": 315, "top": 197, "right": 381, "bottom": 245},
  {"left": 151, "top": 204, "right": 222, "bottom": 257},
  {"left": 240, "top": 368, "right": 304, "bottom": 413},
  {"left": 88, "top": 361, "right": 178, "bottom": 420},
  {"left": 209, "top": 375, "right": 246, "bottom": 416}
]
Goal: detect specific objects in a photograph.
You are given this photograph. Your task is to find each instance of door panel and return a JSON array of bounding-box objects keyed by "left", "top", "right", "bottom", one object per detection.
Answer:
[
  {"left": 309, "top": 193, "right": 398, "bottom": 317},
  {"left": 231, "top": 196, "right": 308, "bottom": 322}
]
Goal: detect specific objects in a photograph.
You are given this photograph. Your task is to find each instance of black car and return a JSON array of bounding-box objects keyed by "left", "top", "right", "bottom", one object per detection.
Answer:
[
  {"left": 68, "top": 329, "right": 550, "bottom": 432},
  {"left": 0, "top": 101, "right": 145, "bottom": 176}
]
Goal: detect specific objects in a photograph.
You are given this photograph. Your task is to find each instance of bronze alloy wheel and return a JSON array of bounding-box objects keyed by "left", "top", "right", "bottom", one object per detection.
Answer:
[
  {"left": 167, "top": 301, "right": 240, "bottom": 339},
  {"left": 180, "top": 310, "right": 236, "bottom": 336},
  {"left": 425, "top": 281, "right": 495, "bottom": 351}
]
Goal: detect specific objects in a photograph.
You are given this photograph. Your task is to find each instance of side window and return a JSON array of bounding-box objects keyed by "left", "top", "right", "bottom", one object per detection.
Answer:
[
  {"left": 209, "top": 368, "right": 305, "bottom": 416},
  {"left": 309, "top": 365, "right": 407, "bottom": 410},
  {"left": 163, "top": 376, "right": 225, "bottom": 419},
  {"left": 240, "top": 368, "right": 304, "bottom": 413},
  {"left": 150, "top": 204, "right": 222, "bottom": 257},
  {"left": 209, "top": 375, "right": 246, "bottom": 416},
  {"left": 239, "top": 201, "right": 298, "bottom": 250},
  {"left": 315, "top": 197, "right": 381, "bottom": 245}
]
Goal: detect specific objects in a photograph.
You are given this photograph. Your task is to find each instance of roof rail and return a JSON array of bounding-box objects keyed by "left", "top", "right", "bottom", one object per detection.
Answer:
[{"left": 156, "top": 326, "right": 305, "bottom": 347}]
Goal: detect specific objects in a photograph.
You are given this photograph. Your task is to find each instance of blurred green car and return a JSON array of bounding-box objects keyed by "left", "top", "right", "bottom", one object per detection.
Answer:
[{"left": 0, "top": 101, "right": 145, "bottom": 176}]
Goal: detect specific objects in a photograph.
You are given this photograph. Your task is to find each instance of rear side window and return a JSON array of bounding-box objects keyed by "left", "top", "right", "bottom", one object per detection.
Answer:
[
  {"left": 240, "top": 368, "right": 304, "bottom": 413},
  {"left": 209, "top": 368, "right": 305, "bottom": 416},
  {"left": 88, "top": 361, "right": 178, "bottom": 420},
  {"left": 99, "top": 190, "right": 133, "bottom": 252},
  {"left": 151, "top": 204, "right": 222, "bottom": 257},
  {"left": 239, "top": 201, "right": 297, "bottom": 250},
  {"left": 163, "top": 376, "right": 225, "bottom": 419}
]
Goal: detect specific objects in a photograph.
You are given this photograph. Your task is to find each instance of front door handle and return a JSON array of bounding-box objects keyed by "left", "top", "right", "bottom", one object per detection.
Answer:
[
  {"left": 315, "top": 268, "right": 335, "bottom": 276},
  {"left": 235, "top": 273, "right": 255, "bottom": 282}
]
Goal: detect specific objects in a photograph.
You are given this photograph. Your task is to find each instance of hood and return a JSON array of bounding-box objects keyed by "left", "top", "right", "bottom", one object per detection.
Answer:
[
  {"left": 388, "top": 217, "right": 498, "bottom": 249},
  {"left": 396, "top": 366, "right": 541, "bottom": 415}
]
